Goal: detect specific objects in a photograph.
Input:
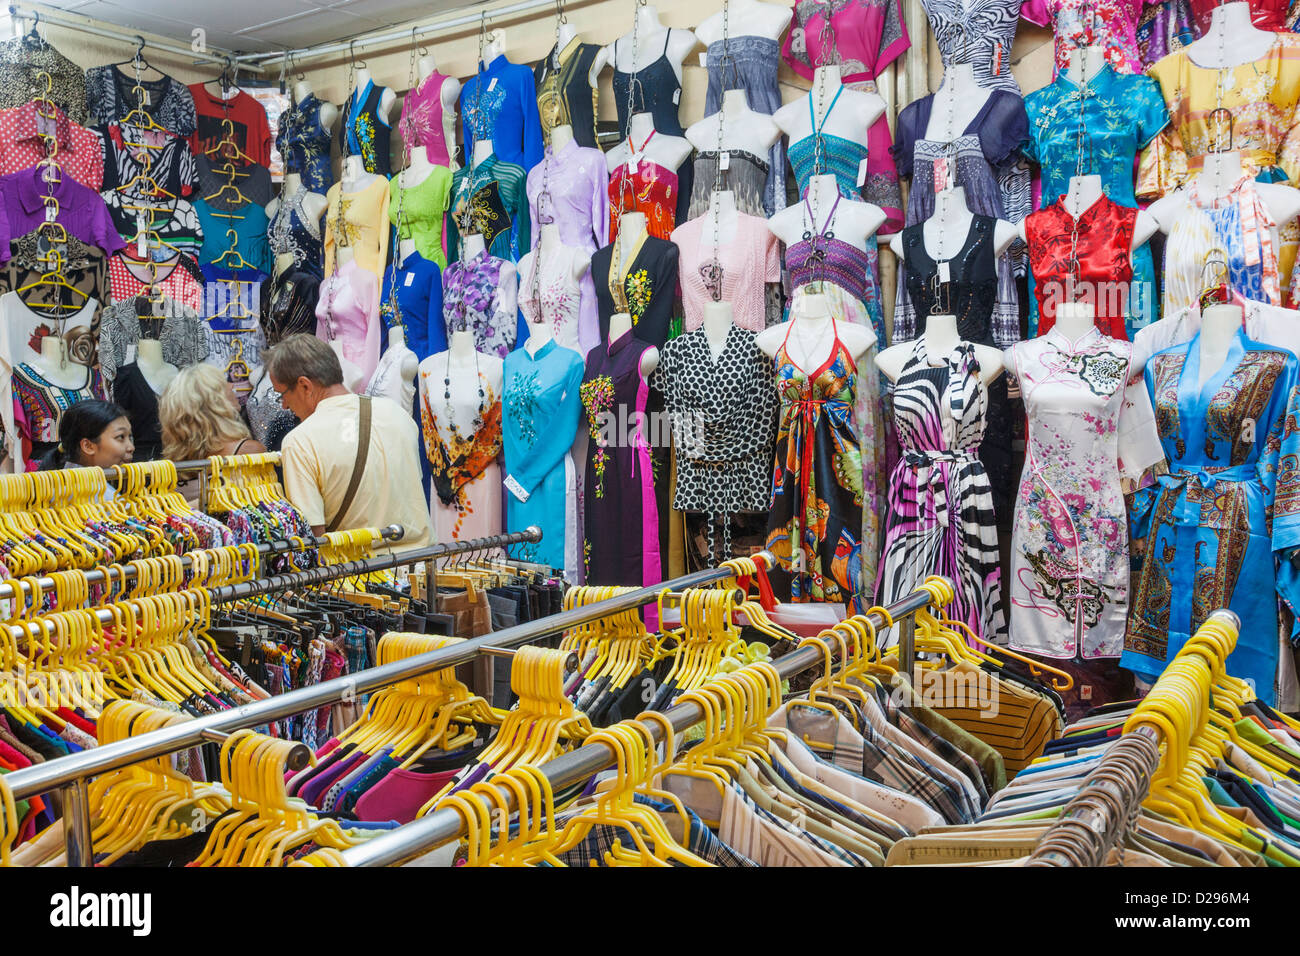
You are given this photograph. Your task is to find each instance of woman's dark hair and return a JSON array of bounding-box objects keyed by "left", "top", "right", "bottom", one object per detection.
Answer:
[{"left": 37, "top": 399, "right": 128, "bottom": 470}]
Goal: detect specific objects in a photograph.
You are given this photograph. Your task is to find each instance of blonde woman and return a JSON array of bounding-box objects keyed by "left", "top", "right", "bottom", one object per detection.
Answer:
[{"left": 160, "top": 364, "right": 266, "bottom": 504}]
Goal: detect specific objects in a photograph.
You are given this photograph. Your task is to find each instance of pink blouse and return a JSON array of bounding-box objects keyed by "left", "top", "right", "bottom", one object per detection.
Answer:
[
  {"left": 671, "top": 212, "right": 781, "bottom": 333},
  {"left": 399, "top": 71, "right": 455, "bottom": 168},
  {"left": 316, "top": 259, "right": 381, "bottom": 389}
]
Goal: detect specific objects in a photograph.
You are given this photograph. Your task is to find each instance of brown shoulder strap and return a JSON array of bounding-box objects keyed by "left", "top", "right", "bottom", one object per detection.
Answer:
[{"left": 326, "top": 395, "right": 372, "bottom": 532}]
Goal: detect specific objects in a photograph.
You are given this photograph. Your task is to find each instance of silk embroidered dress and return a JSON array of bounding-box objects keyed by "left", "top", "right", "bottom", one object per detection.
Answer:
[
  {"left": 581, "top": 329, "right": 661, "bottom": 587},
  {"left": 502, "top": 339, "right": 585, "bottom": 574},
  {"left": 1009, "top": 326, "right": 1164, "bottom": 661},
  {"left": 765, "top": 314, "right": 866, "bottom": 610},
  {"left": 877, "top": 340, "right": 1004, "bottom": 643},
  {"left": 1123, "top": 329, "right": 1300, "bottom": 703}
]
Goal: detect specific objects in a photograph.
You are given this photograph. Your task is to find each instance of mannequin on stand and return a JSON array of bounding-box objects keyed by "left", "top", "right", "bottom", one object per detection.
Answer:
[
  {"left": 685, "top": 88, "right": 781, "bottom": 163},
  {"left": 694, "top": 0, "right": 790, "bottom": 44},
  {"left": 295, "top": 79, "right": 339, "bottom": 130},
  {"left": 550, "top": 123, "right": 574, "bottom": 153},
  {"left": 136, "top": 338, "right": 178, "bottom": 393},
  {"left": 481, "top": 29, "right": 508, "bottom": 63},
  {"left": 770, "top": 173, "right": 886, "bottom": 251},
  {"left": 419, "top": 328, "right": 505, "bottom": 541},
  {"left": 773, "top": 66, "right": 885, "bottom": 195},
  {"left": 1196, "top": 299, "right": 1248, "bottom": 387}
]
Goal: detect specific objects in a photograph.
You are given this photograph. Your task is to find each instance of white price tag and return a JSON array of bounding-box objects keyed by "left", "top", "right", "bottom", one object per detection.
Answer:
[
  {"left": 699, "top": 52, "right": 709, "bottom": 67},
  {"left": 503, "top": 474, "right": 530, "bottom": 502},
  {"left": 43, "top": 201, "right": 56, "bottom": 223},
  {"left": 627, "top": 155, "right": 639, "bottom": 175},
  {"left": 404, "top": 272, "right": 415, "bottom": 287},
  {"left": 938, "top": 261, "right": 951, "bottom": 283},
  {"left": 719, "top": 151, "right": 730, "bottom": 171},
  {"left": 140, "top": 90, "right": 151, "bottom": 106},
  {"left": 857, "top": 158, "right": 868, "bottom": 188},
  {"left": 487, "top": 77, "right": 498, "bottom": 92},
  {"left": 672, "top": 88, "right": 681, "bottom": 105},
  {"left": 124, "top": 343, "right": 137, "bottom": 364}
]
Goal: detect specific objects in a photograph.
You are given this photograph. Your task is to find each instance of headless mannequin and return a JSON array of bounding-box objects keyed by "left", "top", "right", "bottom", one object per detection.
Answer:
[
  {"left": 417, "top": 54, "right": 462, "bottom": 169},
  {"left": 275, "top": 251, "right": 295, "bottom": 277},
  {"left": 385, "top": 325, "right": 419, "bottom": 389},
  {"left": 757, "top": 290, "right": 874, "bottom": 367},
  {"left": 774, "top": 67, "right": 884, "bottom": 193},
  {"left": 31, "top": 335, "right": 87, "bottom": 389},
  {"left": 462, "top": 232, "right": 487, "bottom": 260},
  {"left": 350, "top": 67, "right": 397, "bottom": 125},
  {"left": 694, "top": 0, "right": 792, "bottom": 45},
  {"left": 1066, "top": 44, "right": 1108, "bottom": 86},
  {"left": 470, "top": 139, "right": 495, "bottom": 170},
  {"left": 550, "top": 123, "right": 575, "bottom": 153},
  {"left": 924, "top": 62, "right": 991, "bottom": 142},
  {"left": 295, "top": 80, "right": 339, "bottom": 131},
  {"left": 770, "top": 173, "right": 885, "bottom": 251},
  {"left": 525, "top": 315, "right": 554, "bottom": 355},
  {"left": 398, "top": 144, "right": 441, "bottom": 190},
  {"left": 702, "top": 300, "right": 734, "bottom": 361},
  {"left": 613, "top": 211, "right": 649, "bottom": 265},
  {"left": 607, "top": 310, "right": 660, "bottom": 376},
  {"left": 1187, "top": 1, "right": 1274, "bottom": 67},
  {"left": 481, "top": 31, "right": 508, "bottom": 63},
  {"left": 593, "top": 6, "right": 697, "bottom": 85},
  {"left": 703, "top": 189, "right": 740, "bottom": 246},
  {"left": 398, "top": 237, "right": 417, "bottom": 265},
  {"left": 341, "top": 154, "right": 383, "bottom": 192},
  {"left": 1014, "top": 175, "right": 1158, "bottom": 250},
  {"left": 325, "top": 246, "right": 366, "bottom": 390},
  {"left": 1148, "top": 150, "right": 1300, "bottom": 240},
  {"left": 136, "top": 337, "right": 178, "bottom": 393},
  {"left": 686, "top": 88, "right": 781, "bottom": 162},
  {"left": 876, "top": 312, "right": 1005, "bottom": 387},
  {"left": 266, "top": 171, "right": 328, "bottom": 227},
  {"left": 891, "top": 186, "right": 1018, "bottom": 261},
  {"left": 1054, "top": 301, "right": 1100, "bottom": 342},
  {"left": 420, "top": 331, "right": 506, "bottom": 466},
  {"left": 1198, "top": 302, "right": 1245, "bottom": 387},
  {"left": 607, "top": 110, "right": 693, "bottom": 174},
  {"left": 523, "top": 221, "right": 592, "bottom": 285}
]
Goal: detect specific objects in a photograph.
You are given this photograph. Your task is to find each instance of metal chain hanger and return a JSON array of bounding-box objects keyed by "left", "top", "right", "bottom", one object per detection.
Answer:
[
  {"left": 699, "top": 0, "right": 732, "bottom": 306},
  {"left": 611, "top": 0, "right": 648, "bottom": 315},
  {"left": 382, "top": 26, "right": 424, "bottom": 336}
]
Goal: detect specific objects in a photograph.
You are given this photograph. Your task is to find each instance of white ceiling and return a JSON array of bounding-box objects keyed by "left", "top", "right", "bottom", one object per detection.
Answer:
[{"left": 36, "top": 0, "right": 476, "bottom": 54}]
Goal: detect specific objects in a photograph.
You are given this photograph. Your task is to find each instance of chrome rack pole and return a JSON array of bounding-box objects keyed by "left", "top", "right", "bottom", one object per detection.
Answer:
[
  {"left": 338, "top": 578, "right": 947, "bottom": 867},
  {"left": 0, "top": 525, "right": 406, "bottom": 604},
  {"left": 3, "top": 540, "right": 758, "bottom": 866}
]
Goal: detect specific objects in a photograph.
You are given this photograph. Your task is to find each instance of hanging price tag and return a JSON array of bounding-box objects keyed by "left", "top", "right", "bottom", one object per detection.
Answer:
[
  {"left": 404, "top": 272, "right": 415, "bottom": 287},
  {"left": 933, "top": 156, "right": 949, "bottom": 195},
  {"left": 994, "top": 40, "right": 1003, "bottom": 76},
  {"left": 673, "top": 88, "right": 681, "bottom": 105},
  {"left": 699, "top": 52, "right": 709, "bottom": 67},
  {"left": 487, "top": 77, "right": 498, "bottom": 92},
  {"left": 719, "top": 150, "right": 730, "bottom": 171},
  {"left": 136, "top": 214, "right": 148, "bottom": 259},
  {"left": 938, "top": 261, "right": 951, "bottom": 283},
  {"left": 43, "top": 200, "right": 56, "bottom": 223},
  {"left": 857, "top": 158, "right": 868, "bottom": 188}
]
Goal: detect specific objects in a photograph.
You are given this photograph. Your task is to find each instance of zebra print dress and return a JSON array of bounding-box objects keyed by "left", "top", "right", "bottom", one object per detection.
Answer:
[{"left": 876, "top": 339, "right": 1005, "bottom": 644}]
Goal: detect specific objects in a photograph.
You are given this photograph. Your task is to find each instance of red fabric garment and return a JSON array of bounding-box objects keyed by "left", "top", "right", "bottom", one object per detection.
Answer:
[
  {"left": 1026, "top": 195, "right": 1135, "bottom": 340},
  {"left": 608, "top": 160, "right": 679, "bottom": 243},
  {"left": 186, "top": 86, "right": 273, "bottom": 168},
  {"left": 0, "top": 101, "right": 103, "bottom": 189},
  {"left": 55, "top": 708, "right": 97, "bottom": 737},
  {"left": 1189, "top": 0, "right": 1288, "bottom": 32}
]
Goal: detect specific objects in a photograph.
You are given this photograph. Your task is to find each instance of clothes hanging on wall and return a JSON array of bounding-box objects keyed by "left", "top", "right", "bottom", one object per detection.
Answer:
[
  {"left": 534, "top": 40, "right": 602, "bottom": 149},
  {"left": 389, "top": 169, "right": 454, "bottom": 269},
  {"left": 591, "top": 234, "right": 679, "bottom": 349},
  {"left": 708, "top": 36, "right": 791, "bottom": 218},
  {"left": 686, "top": 149, "right": 770, "bottom": 221},
  {"left": 323, "top": 176, "right": 392, "bottom": 279},
  {"left": 106, "top": 253, "right": 204, "bottom": 312},
  {"left": 878, "top": 340, "right": 1004, "bottom": 643},
  {"left": 399, "top": 71, "right": 458, "bottom": 167},
  {"left": 581, "top": 328, "right": 661, "bottom": 586},
  {"left": 447, "top": 155, "right": 530, "bottom": 263},
  {"left": 111, "top": 361, "right": 165, "bottom": 460},
  {"left": 187, "top": 85, "right": 273, "bottom": 167},
  {"left": 612, "top": 32, "right": 685, "bottom": 138},
  {"left": 608, "top": 151, "right": 681, "bottom": 244},
  {"left": 12, "top": 359, "right": 107, "bottom": 470},
  {"left": 1124, "top": 330, "right": 1300, "bottom": 705},
  {"left": 268, "top": 189, "right": 325, "bottom": 279},
  {"left": 97, "top": 296, "right": 205, "bottom": 384},
  {"left": 1008, "top": 326, "right": 1162, "bottom": 661},
  {"left": 277, "top": 93, "right": 335, "bottom": 193},
  {"left": 194, "top": 198, "right": 273, "bottom": 274},
  {"left": 340, "top": 78, "right": 394, "bottom": 176},
  {"left": 261, "top": 267, "right": 320, "bottom": 344},
  {"left": 502, "top": 340, "right": 585, "bottom": 571},
  {"left": 518, "top": 245, "right": 586, "bottom": 352},
  {"left": 316, "top": 259, "right": 381, "bottom": 388},
  {"left": 0, "top": 166, "right": 125, "bottom": 263},
  {"left": 0, "top": 29, "right": 87, "bottom": 123},
  {"left": 0, "top": 101, "right": 102, "bottom": 188},
  {"left": 671, "top": 213, "right": 781, "bottom": 333},
  {"left": 101, "top": 191, "right": 203, "bottom": 263},
  {"left": 85, "top": 66, "right": 197, "bottom": 136},
  {"left": 527, "top": 139, "right": 608, "bottom": 354},
  {"left": 1020, "top": 0, "right": 1145, "bottom": 75},
  {"left": 460, "top": 55, "right": 545, "bottom": 171},
  {"left": 441, "top": 249, "right": 525, "bottom": 360},
  {"left": 197, "top": 156, "right": 272, "bottom": 210},
  {"left": 381, "top": 251, "right": 443, "bottom": 361}
]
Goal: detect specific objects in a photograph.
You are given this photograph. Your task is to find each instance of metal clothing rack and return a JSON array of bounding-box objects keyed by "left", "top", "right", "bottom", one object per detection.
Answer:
[
  {"left": 0, "top": 524, "right": 406, "bottom": 604},
  {"left": 336, "top": 580, "right": 945, "bottom": 866},
  {"left": 0, "top": 530, "right": 764, "bottom": 866},
  {"left": 1024, "top": 609, "right": 1241, "bottom": 867}
]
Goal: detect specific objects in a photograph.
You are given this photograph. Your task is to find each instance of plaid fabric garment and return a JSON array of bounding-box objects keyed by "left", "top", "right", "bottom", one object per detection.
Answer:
[
  {"left": 552, "top": 795, "right": 758, "bottom": 867},
  {"left": 890, "top": 705, "right": 991, "bottom": 805},
  {"left": 728, "top": 785, "right": 871, "bottom": 866}
]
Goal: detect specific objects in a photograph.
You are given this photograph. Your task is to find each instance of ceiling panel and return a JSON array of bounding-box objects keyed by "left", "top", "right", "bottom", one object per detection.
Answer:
[{"left": 28, "top": 0, "right": 483, "bottom": 53}]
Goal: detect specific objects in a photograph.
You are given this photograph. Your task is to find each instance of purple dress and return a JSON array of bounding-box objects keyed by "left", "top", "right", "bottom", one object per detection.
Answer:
[
  {"left": 580, "top": 329, "right": 660, "bottom": 589},
  {"left": 890, "top": 89, "right": 1028, "bottom": 348},
  {"left": 441, "top": 249, "right": 527, "bottom": 359},
  {"left": 526, "top": 139, "right": 609, "bottom": 356}
]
